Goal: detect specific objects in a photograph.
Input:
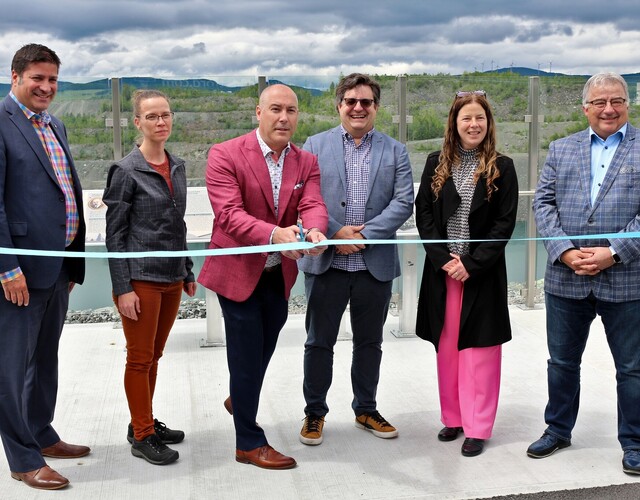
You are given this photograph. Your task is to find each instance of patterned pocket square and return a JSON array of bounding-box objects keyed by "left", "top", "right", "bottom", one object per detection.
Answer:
[{"left": 620, "top": 165, "right": 635, "bottom": 174}]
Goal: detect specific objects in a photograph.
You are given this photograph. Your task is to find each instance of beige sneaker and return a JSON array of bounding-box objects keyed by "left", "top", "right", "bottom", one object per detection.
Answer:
[
  {"left": 299, "top": 415, "right": 325, "bottom": 445},
  {"left": 355, "top": 411, "right": 398, "bottom": 439}
]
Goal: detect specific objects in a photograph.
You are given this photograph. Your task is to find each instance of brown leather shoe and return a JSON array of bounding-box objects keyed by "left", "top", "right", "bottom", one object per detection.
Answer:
[
  {"left": 235, "top": 445, "right": 296, "bottom": 470},
  {"left": 41, "top": 440, "right": 91, "bottom": 459},
  {"left": 11, "top": 465, "right": 69, "bottom": 490},
  {"left": 223, "top": 396, "right": 233, "bottom": 415}
]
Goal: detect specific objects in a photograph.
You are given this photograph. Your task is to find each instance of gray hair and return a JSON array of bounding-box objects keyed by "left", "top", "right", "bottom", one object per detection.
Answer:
[{"left": 582, "top": 72, "right": 629, "bottom": 105}]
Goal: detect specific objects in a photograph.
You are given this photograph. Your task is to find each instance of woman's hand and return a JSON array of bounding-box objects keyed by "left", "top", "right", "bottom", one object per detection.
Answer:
[
  {"left": 117, "top": 291, "right": 141, "bottom": 321},
  {"left": 442, "top": 253, "right": 470, "bottom": 282}
]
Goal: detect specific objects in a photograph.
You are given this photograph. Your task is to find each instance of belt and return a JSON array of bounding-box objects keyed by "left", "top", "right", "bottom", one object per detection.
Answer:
[{"left": 262, "top": 264, "right": 281, "bottom": 274}]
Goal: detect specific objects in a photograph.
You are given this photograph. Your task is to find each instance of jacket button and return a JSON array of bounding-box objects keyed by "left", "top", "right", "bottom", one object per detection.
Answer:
[{"left": 341, "top": 201, "right": 346, "bottom": 207}]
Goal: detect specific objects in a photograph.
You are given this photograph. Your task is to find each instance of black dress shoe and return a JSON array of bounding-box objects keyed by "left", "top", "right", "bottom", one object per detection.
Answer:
[
  {"left": 623, "top": 450, "right": 640, "bottom": 475},
  {"left": 461, "top": 438, "right": 484, "bottom": 457},
  {"left": 438, "top": 426, "right": 463, "bottom": 442}
]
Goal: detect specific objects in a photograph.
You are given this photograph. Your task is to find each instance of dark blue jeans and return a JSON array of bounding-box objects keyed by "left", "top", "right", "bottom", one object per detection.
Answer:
[
  {"left": 303, "top": 268, "right": 392, "bottom": 417},
  {"left": 544, "top": 292, "right": 640, "bottom": 450}
]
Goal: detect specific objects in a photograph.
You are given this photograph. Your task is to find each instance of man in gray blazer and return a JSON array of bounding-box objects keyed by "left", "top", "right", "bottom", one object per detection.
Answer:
[
  {"left": 530, "top": 72, "right": 640, "bottom": 475},
  {"left": 0, "top": 44, "right": 88, "bottom": 490},
  {"left": 298, "top": 73, "right": 414, "bottom": 445}
]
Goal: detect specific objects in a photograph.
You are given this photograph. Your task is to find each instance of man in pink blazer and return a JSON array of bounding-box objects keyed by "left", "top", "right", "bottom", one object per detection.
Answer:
[{"left": 198, "top": 84, "right": 328, "bottom": 469}]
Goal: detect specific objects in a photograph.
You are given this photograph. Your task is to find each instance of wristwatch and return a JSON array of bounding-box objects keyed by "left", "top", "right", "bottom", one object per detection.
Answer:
[{"left": 610, "top": 247, "right": 621, "bottom": 264}]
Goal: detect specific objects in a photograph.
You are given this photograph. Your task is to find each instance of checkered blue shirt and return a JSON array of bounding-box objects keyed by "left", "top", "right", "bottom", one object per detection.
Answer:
[{"left": 331, "top": 126, "right": 373, "bottom": 272}]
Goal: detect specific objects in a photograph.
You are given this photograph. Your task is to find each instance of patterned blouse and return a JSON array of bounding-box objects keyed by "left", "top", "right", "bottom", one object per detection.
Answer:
[{"left": 446, "top": 147, "right": 479, "bottom": 256}]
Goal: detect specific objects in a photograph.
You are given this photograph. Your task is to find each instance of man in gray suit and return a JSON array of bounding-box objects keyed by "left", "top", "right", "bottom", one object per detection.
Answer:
[
  {"left": 298, "top": 73, "right": 414, "bottom": 445},
  {"left": 530, "top": 72, "right": 640, "bottom": 475},
  {"left": 0, "top": 44, "right": 89, "bottom": 490}
]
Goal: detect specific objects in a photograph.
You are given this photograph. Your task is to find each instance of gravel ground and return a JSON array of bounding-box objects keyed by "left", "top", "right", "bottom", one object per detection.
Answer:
[{"left": 65, "top": 280, "right": 545, "bottom": 324}]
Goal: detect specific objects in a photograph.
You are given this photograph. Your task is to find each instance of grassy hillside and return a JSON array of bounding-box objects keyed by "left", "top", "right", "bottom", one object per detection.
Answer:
[{"left": 49, "top": 73, "right": 639, "bottom": 192}]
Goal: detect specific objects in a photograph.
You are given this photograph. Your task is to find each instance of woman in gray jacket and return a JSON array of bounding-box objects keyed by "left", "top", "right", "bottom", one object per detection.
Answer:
[{"left": 103, "top": 89, "right": 196, "bottom": 465}]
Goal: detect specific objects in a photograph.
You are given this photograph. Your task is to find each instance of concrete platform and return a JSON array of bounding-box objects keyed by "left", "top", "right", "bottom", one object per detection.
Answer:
[{"left": 2, "top": 306, "right": 640, "bottom": 499}]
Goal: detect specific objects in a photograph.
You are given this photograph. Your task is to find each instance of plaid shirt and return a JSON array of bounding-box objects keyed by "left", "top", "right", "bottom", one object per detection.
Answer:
[
  {"left": 11, "top": 92, "right": 79, "bottom": 245},
  {"left": 331, "top": 126, "right": 373, "bottom": 272},
  {"left": 0, "top": 93, "right": 79, "bottom": 284}
]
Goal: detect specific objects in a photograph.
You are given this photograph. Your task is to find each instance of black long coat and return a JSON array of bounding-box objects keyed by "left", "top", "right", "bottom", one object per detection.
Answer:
[{"left": 415, "top": 151, "right": 519, "bottom": 351}]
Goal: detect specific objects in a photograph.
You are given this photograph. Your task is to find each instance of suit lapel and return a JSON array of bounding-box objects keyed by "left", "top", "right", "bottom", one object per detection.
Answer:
[
  {"left": 329, "top": 127, "right": 347, "bottom": 189},
  {"left": 367, "top": 131, "right": 384, "bottom": 198},
  {"left": 576, "top": 131, "right": 593, "bottom": 209},
  {"left": 6, "top": 101, "right": 60, "bottom": 187},
  {"left": 278, "top": 146, "right": 299, "bottom": 224},
  {"left": 469, "top": 177, "right": 488, "bottom": 214},
  {"left": 441, "top": 177, "right": 460, "bottom": 222},
  {"left": 592, "top": 126, "right": 635, "bottom": 211}
]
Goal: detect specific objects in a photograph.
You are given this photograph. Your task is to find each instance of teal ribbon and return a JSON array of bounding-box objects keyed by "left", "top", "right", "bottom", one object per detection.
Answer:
[{"left": 1, "top": 232, "right": 639, "bottom": 259}]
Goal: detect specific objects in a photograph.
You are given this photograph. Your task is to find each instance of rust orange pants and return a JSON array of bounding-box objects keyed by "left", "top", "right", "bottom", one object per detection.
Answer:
[{"left": 116, "top": 280, "right": 183, "bottom": 441}]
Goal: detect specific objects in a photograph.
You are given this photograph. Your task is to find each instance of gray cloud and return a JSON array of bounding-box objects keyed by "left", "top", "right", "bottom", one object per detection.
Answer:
[
  {"left": 0, "top": 0, "right": 639, "bottom": 80},
  {"left": 165, "top": 42, "right": 206, "bottom": 60}
]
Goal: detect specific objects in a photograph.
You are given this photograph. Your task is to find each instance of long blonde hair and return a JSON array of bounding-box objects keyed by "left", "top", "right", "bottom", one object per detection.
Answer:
[{"left": 431, "top": 93, "right": 500, "bottom": 200}]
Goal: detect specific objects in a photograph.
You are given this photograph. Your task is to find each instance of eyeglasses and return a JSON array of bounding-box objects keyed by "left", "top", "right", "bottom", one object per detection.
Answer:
[
  {"left": 586, "top": 98, "right": 627, "bottom": 109},
  {"left": 456, "top": 90, "right": 486, "bottom": 98},
  {"left": 341, "top": 98, "right": 376, "bottom": 108},
  {"left": 137, "top": 112, "right": 175, "bottom": 122}
]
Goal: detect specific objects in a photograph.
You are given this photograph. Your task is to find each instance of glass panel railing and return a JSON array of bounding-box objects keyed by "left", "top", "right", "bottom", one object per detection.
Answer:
[{"left": 9, "top": 72, "right": 635, "bottom": 311}]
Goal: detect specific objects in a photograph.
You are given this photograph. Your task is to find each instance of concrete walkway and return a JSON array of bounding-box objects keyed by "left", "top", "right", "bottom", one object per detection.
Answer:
[{"left": 2, "top": 306, "right": 639, "bottom": 499}]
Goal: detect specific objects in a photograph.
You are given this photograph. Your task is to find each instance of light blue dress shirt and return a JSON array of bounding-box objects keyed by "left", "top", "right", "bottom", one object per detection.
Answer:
[{"left": 589, "top": 123, "right": 626, "bottom": 205}]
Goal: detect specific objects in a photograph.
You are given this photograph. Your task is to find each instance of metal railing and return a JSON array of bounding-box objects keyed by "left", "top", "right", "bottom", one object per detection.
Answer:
[
  {"left": 196, "top": 75, "right": 545, "bottom": 345},
  {"left": 77, "top": 74, "right": 549, "bottom": 344}
]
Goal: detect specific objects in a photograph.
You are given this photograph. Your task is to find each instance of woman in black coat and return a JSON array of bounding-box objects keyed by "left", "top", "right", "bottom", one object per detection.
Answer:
[{"left": 415, "top": 91, "right": 518, "bottom": 457}]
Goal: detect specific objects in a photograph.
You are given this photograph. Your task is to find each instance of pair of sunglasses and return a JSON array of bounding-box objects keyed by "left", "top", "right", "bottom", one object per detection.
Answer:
[
  {"left": 456, "top": 90, "right": 486, "bottom": 98},
  {"left": 341, "top": 97, "right": 376, "bottom": 108}
]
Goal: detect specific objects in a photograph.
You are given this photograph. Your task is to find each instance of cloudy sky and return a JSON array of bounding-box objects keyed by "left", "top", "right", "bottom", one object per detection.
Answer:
[{"left": 1, "top": 0, "right": 638, "bottom": 86}]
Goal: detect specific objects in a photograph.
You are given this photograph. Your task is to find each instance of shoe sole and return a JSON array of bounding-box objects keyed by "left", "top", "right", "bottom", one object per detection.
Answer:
[
  {"left": 461, "top": 447, "right": 483, "bottom": 457},
  {"left": 127, "top": 435, "right": 184, "bottom": 445},
  {"left": 41, "top": 451, "right": 90, "bottom": 459},
  {"left": 131, "top": 447, "right": 179, "bottom": 465},
  {"left": 235, "top": 457, "right": 297, "bottom": 470},
  {"left": 11, "top": 473, "right": 69, "bottom": 490},
  {"left": 299, "top": 434, "right": 323, "bottom": 445},
  {"left": 526, "top": 442, "right": 571, "bottom": 459},
  {"left": 462, "top": 450, "right": 483, "bottom": 457},
  {"left": 355, "top": 421, "right": 399, "bottom": 439}
]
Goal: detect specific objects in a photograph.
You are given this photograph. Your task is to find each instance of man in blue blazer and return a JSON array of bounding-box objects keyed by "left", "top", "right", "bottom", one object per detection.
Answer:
[
  {"left": 298, "top": 73, "right": 414, "bottom": 445},
  {"left": 0, "top": 44, "right": 88, "bottom": 490},
  {"left": 531, "top": 73, "right": 640, "bottom": 475}
]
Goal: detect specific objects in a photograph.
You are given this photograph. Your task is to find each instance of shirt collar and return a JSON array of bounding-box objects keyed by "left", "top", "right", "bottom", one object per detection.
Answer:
[
  {"left": 10, "top": 91, "right": 51, "bottom": 125},
  {"left": 589, "top": 122, "right": 627, "bottom": 143},
  {"left": 340, "top": 124, "right": 375, "bottom": 144}
]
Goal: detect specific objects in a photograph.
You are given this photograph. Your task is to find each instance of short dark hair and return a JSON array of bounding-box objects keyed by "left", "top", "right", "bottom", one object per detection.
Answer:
[
  {"left": 334, "top": 73, "right": 381, "bottom": 111},
  {"left": 11, "top": 44, "right": 61, "bottom": 76}
]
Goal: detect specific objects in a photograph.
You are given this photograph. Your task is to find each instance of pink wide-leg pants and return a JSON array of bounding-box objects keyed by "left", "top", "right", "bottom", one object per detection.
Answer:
[{"left": 436, "top": 275, "right": 502, "bottom": 440}]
